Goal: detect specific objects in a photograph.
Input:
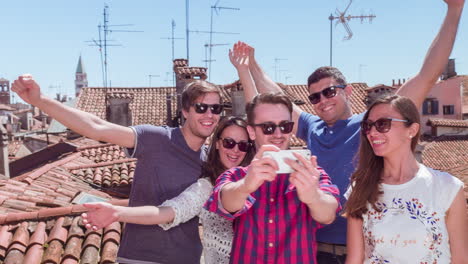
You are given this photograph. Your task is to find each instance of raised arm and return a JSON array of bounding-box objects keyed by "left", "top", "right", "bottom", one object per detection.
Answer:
[
  {"left": 11, "top": 75, "right": 135, "bottom": 148},
  {"left": 229, "top": 42, "right": 258, "bottom": 102},
  {"left": 397, "top": 0, "right": 464, "bottom": 108},
  {"left": 247, "top": 43, "right": 303, "bottom": 133}
]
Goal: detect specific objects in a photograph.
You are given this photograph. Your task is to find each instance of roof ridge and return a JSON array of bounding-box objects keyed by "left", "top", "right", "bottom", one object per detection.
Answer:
[
  {"left": 0, "top": 199, "right": 128, "bottom": 226},
  {"left": 66, "top": 158, "right": 137, "bottom": 171},
  {"left": 14, "top": 153, "right": 82, "bottom": 183}
]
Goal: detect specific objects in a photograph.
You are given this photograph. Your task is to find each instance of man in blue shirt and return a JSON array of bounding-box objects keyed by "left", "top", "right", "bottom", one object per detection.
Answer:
[{"left": 230, "top": 0, "right": 465, "bottom": 262}]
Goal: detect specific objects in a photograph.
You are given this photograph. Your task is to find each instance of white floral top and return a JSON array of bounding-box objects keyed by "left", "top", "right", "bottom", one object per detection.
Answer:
[
  {"left": 346, "top": 164, "right": 463, "bottom": 264},
  {"left": 159, "top": 178, "right": 233, "bottom": 264}
]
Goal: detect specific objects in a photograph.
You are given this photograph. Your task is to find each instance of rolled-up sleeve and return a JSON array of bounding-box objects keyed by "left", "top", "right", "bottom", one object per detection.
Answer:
[
  {"left": 317, "top": 167, "right": 342, "bottom": 213},
  {"left": 203, "top": 167, "right": 256, "bottom": 220}
]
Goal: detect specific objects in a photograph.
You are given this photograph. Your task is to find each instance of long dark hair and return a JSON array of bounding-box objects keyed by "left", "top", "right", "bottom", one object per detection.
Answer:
[
  {"left": 344, "top": 95, "right": 421, "bottom": 219},
  {"left": 201, "top": 116, "right": 255, "bottom": 185}
]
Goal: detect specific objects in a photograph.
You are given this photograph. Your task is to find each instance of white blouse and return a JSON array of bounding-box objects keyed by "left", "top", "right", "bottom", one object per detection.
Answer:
[
  {"left": 159, "top": 178, "right": 233, "bottom": 264},
  {"left": 346, "top": 164, "right": 463, "bottom": 263}
]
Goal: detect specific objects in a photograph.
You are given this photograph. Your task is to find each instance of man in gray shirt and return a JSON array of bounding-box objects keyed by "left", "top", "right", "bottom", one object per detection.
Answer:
[{"left": 12, "top": 77, "right": 222, "bottom": 263}]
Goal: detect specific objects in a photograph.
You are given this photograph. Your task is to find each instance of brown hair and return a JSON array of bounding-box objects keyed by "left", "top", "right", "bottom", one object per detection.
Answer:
[
  {"left": 181, "top": 80, "right": 221, "bottom": 111},
  {"left": 344, "top": 95, "right": 421, "bottom": 219},
  {"left": 245, "top": 92, "right": 293, "bottom": 124},
  {"left": 307, "top": 66, "right": 347, "bottom": 87},
  {"left": 201, "top": 116, "right": 255, "bottom": 184}
]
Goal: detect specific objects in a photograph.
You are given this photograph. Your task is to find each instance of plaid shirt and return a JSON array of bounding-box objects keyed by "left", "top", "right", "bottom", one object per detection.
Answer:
[{"left": 204, "top": 166, "right": 341, "bottom": 264}]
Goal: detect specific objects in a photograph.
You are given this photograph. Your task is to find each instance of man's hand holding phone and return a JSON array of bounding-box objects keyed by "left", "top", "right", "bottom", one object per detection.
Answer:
[
  {"left": 240, "top": 145, "right": 279, "bottom": 194},
  {"left": 285, "top": 154, "right": 321, "bottom": 205}
]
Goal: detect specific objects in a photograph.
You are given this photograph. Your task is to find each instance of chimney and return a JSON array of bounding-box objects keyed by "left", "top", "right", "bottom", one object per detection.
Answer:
[
  {"left": 231, "top": 90, "right": 246, "bottom": 117},
  {"left": 441, "top": 58, "right": 457, "bottom": 80},
  {"left": 392, "top": 79, "right": 395, "bottom": 86},
  {"left": 398, "top": 79, "right": 401, "bottom": 86},
  {"left": 106, "top": 93, "right": 134, "bottom": 127},
  {"left": 173, "top": 58, "right": 208, "bottom": 124},
  {"left": 0, "top": 125, "right": 10, "bottom": 178}
]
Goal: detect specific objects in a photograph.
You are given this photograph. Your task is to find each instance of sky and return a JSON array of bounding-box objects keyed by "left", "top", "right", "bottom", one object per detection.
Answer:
[{"left": 1, "top": 0, "right": 467, "bottom": 102}]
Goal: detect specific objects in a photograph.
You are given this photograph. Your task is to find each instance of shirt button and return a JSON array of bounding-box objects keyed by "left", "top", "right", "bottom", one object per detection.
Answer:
[
  {"left": 269, "top": 243, "right": 274, "bottom": 247},
  {"left": 270, "top": 198, "right": 274, "bottom": 202},
  {"left": 329, "top": 130, "right": 333, "bottom": 134},
  {"left": 269, "top": 219, "right": 273, "bottom": 224}
]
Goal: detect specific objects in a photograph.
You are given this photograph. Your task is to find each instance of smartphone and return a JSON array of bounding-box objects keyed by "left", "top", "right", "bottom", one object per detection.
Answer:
[{"left": 262, "top": 149, "right": 311, "bottom": 174}]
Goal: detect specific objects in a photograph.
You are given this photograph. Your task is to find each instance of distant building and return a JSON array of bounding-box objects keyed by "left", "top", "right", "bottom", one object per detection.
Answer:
[
  {"left": 0, "top": 78, "right": 10, "bottom": 105},
  {"left": 75, "top": 55, "right": 88, "bottom": 97}
]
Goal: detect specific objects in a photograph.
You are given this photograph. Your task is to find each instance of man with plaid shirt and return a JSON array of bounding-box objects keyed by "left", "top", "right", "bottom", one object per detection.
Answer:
[{"left": 205, "top": 92, "right": 340, "bottom": 264}]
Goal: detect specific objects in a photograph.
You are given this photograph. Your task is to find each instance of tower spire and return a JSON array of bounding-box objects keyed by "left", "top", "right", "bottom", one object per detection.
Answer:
[{"left": 75, "top": 55, "right": 88, "bottom": 97}]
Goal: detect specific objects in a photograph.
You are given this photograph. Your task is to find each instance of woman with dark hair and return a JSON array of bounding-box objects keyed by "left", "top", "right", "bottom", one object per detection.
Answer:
[
  {"left": 82, "top": 116, "right": 255, "bottom": 264},
  {"left": 344, "top": 95, "right": 467, "bottom": 263}
]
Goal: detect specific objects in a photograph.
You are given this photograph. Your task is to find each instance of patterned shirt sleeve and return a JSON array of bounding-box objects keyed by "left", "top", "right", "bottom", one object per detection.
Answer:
[
  {"left": 159, "top": 178, "right": 213, "bottom": 230},
  {"left": 203, "top": 167, "right": 256, "bottom": 220},
  {"left": 317, "top": 166, "right": 342, "bottom": 213}
]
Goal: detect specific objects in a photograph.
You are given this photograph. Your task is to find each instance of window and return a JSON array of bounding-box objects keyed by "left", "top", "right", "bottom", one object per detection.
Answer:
[
  {"left": 443, "top": 105, "right": 454, "bottom": 115},
  {"left": 422, "top": 98, "right": 439, "bottom": 115}
]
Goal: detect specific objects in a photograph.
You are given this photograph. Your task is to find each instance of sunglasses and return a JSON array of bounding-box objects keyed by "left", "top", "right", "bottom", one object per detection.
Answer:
[
  {"left": 308, "top": 85, "right": 346, "bottom": 105},
  {"left": 252, "top": 121, "right": 295, "bottom": 135},
  {"left": 361, "top": 118, "right": 409, "bottom": 135},
  {"left": 220, "top": 137, "right": 251, "bottom": 152},
  {"left": 193, "top": 103, "right": 223, "bottom": 115}
]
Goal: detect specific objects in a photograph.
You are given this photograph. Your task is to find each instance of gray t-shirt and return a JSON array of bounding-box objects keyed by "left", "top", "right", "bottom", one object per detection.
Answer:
[{"left": 118, "top": 125, "right": 205, "bottom": 264}]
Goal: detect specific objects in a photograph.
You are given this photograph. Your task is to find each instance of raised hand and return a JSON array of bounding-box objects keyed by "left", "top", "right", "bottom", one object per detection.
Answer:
[
  {"left": 11, "top": 74, "right": 42, "bottom": 105},
  {"left": 229, "top": 41, "right": 250, "bottom": 71},
  {"left": 81, "top": 202, "right": 120, "bottom": 230},
  {"left": 285, "top": 154, "right": 321, "bottom": 205},
  {"left": 241, "top": 145, "right": 279, "bottom": 194}
]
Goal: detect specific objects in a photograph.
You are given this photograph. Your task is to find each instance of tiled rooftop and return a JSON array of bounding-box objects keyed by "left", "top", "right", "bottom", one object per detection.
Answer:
[
  {"left": 0, "top": 139, "right": 131, "bottom": 263},
  {"left": 420, "top": 135, "right": 468, "bottom": 199},
  {"left": 427, "top": 118, "right": 468, "bottom": 128},
  {"left": 174, "top": 67, "right": 207, "bottom": 78},
  {"left": 77, "top": 87, "right": 178, "bottom": 126}
]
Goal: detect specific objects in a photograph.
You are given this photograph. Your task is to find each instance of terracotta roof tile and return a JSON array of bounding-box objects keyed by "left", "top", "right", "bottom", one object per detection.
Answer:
[
  {"left": 173, "top": 58, "right": 188, "bottom": 68},
  {"left": 427, "top": 118, "right": 468, "bottom": 128},
  {"left": 421, "top": 135, "right": 468, "bottom": 199},
  {"left": 77, "top": 87, "right": 178, "bottom": 126}
]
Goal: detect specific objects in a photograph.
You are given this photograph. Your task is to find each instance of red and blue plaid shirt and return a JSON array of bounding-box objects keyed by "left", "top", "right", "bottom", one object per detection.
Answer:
[{"left": 204, "top": 166, "right": 341, "bottom": 264}]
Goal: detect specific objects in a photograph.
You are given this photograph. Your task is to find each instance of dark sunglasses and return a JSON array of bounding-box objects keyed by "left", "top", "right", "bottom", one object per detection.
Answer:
[
  {"left": 220, "top": 137, "right": 251, "bottom": 152},
  {"left": 308, "top": 85, "right": 346, "bottom": 105},
  {"left": 361, "top": 118, "right": 409, "bottom": 135},
  {"left": 193, "top": 103, "right": 223, "bottom": 115},
  {"left": 252, "top": 121, "right": 295, "bottom": 135}
]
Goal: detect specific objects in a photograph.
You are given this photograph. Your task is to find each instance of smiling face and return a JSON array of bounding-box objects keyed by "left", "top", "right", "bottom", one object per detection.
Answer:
[
  {"left": 216, "top": 125, "right": 249, "bottom": 169},
  {"left": 365, "top": 103, "right": 419, "bottom": 158},
  {"left": 247, "top": 103, "right": 293, "bottom": 150},
  {"left": 182, "top": 92, "right": 221, "bottom": 140},
  {"left": 309, "top": 77, "right": 352, "bottom": 126}
]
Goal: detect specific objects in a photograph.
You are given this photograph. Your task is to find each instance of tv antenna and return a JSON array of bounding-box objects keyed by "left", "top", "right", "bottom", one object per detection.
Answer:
[
  {"left": 208, "top": 0, "right": 240, "bottom": 79},
  {"left": 203, "top": 43, "right": 229, "bottom": 68},
  {"left": 328, "top": 0, "right": 375, "bottom": 66},
  {"left": 161, "top": 19, "right": 184, "bottom": 86},
  {"left": 87, "top": 4, "right": 143, "bottom": 88},
  {"left": 274, "top": 58, "right": 288, "bottom": 82}
]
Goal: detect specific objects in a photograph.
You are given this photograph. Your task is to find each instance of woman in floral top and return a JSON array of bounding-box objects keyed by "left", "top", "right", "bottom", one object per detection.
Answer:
[{"left": 344, "top": 95, "right": 467, "bottom": 263}]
